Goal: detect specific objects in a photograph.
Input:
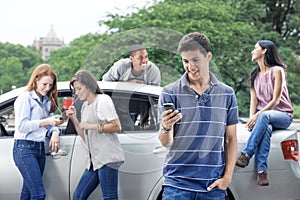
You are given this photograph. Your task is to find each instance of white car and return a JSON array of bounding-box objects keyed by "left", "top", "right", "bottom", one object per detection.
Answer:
[{"left": 0, "top": 81, "right": 299, "bottom": 200}]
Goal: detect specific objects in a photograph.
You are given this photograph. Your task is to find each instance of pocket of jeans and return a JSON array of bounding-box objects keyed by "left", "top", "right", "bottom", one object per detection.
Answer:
[
  {"left": 14, "top": 146, "right": 25, "bottom": 153},
  {"left": 13, "top": 146, "right": 25, "bottom": 157},
  {"left": 208, "top": 188, "right": 226, "bottom": 198},
  {"left": 15, "top": 143, "right": 35, "bottom": 153}
]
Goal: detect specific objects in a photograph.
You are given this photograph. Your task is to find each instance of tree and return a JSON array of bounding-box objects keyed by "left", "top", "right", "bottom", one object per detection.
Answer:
[
  {"left": 99, "top": 0, "right": 263, "bottom": 115},
  {"left": 263, "top": 0, "right": 299, "bottom": 46},
  {"left": 0, "top": 42, "right": 42, "bottom": 72},
  {"left": 47, "top": 33, "right": 109, "bottom": 81},
  {"left": 0, "top": 57, "right": 23, "bottom": 93},
  {"left": 98, "top": 0, "right": 299, "bottom": 116},
  {"left": 0, "top": 42, "right": 42, "bottom": 93},
  {"left": 3, "top": 0, "right": 296, "bottom": 116}
]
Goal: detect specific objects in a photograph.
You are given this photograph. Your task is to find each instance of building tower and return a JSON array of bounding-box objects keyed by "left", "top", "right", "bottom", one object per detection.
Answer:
[{"left": 33, "top": 25, "right": 65, "bottom": 60}]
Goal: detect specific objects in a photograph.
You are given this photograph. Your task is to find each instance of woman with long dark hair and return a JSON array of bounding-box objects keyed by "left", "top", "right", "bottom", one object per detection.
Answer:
[
  {"left": 236, "top": 40, "right": 294, "bottom": 186},
  {"left": 67, "top": 70, "right": 124, "bottom": 200}
]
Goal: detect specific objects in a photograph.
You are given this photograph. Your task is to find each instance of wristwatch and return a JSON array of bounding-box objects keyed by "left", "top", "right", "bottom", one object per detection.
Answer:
[{"left": 160, "top": 124, "right": 171, "bottom": 134}]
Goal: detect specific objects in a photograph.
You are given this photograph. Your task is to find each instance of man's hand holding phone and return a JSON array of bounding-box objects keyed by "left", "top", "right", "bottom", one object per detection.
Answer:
[{"left": 161, "top": 103, "right": 182, "bottom": 134}]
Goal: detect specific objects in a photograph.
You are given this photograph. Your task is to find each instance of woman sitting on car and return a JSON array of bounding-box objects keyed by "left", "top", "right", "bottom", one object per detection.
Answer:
[{"left": 236, "top": 40, "right": 294, "bottom": 186}]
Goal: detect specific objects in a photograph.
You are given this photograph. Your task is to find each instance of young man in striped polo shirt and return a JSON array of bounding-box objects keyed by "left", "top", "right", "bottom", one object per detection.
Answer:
[{"left": 158, "top": 32, "right": 238, "bottom": 200}]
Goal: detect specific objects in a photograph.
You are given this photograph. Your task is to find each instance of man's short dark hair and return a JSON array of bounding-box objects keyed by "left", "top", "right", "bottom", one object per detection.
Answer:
[
  {"left": 130, "top": 44, "right": 146, "bottom": 56},
  {"left": 177, "top": 32, "right": 212, "bottom": 56}
]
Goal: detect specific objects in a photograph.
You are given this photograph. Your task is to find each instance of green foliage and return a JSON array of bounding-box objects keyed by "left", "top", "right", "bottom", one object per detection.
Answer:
[
  {"left": 47, "top": 33, "right": 109, "bottom": 81},
  {"left": 0, "top": 42, "right": 42, "bottom": 71},
  {"left": 0, "top": 42, "right": 42, "bottom": 93},
  {"left": 99, "top": 1, "right": 257, "bottom": 115},
  {"left": 98, "top": 0, "right": 299, "bottom": 116},
  {"left": 80, "top": 27, "right": 184, "bottom": 81},
  {"left": 293, "top": 104, "right": 300, "bottom": 119},
  {"left": 0, "top": 0, "right": 299, "bottom": 118},
  {"left": 279, "top": 48, "right": 300, "bottom": 104},
  {"left": 0, "top": 57, "right": 24, "bottom": 93}
]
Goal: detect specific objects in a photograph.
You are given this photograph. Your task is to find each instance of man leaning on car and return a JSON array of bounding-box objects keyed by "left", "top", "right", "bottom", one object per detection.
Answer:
[{"left": 102, "top": 44, "right": 161, "bottom": 131}]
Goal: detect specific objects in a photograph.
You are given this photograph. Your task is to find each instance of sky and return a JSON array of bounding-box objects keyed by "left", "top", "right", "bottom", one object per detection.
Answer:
[{"left": 0, "top": 0, "right": 151, "bottom": 46}]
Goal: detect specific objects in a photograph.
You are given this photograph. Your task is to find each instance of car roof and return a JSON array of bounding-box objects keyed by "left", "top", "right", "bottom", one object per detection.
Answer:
[
  {"left": 59, "top": 81, "right": 163, "bottom": 96},
  {"left": 0, "top": 81, "right": 163, "bottom": 108}
]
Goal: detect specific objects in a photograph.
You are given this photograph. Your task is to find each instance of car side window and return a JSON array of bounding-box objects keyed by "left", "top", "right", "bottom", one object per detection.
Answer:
[
  {"left": 56, "top": 91, "right": 77, "bottom": 135},
  {"left": 108, "top": 92, "right": 159, "bottom": 133},
  {"left": 0, "top": 92, "right": 74, "bottom": 137},
  {"left": 0, "top": 104, "right": 15, "bottom": 137},
  {"left": 0, "top": 90, "right": 160, "bottom": 137}
]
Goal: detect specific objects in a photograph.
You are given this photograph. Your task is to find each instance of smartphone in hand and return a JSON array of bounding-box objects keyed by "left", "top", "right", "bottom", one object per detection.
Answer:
[
  {"left": 61, "top": 111, "right": 68, "bottom": 121},
  {"left": 55, "top": 115, "right": 63, "bottom": 121},
  {"left": 163, "top": 103, "right": 175, "bottom": 111}
]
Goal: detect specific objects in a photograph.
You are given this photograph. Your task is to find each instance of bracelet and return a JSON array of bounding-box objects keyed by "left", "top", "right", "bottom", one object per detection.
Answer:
[
  {"left": 101, "top": 124, "right": 105, "bottom": 133},
  {"left": 97, "top": 124, "right": 105, "bottom": 133},
  {"left": 160, "top": 124, "right": 171, "bottom": 134},
  {"left": 97, "top": 124, "right": 102, "bottom": 133}
]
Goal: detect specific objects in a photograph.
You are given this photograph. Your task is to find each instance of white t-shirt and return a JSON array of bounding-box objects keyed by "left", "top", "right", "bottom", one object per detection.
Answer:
[{"left": 81, "top": 94, "right": 125, "bottom": 170}]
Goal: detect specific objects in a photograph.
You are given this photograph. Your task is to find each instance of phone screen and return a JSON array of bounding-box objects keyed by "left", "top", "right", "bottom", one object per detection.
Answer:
[{"left": 163, "top": 103, "right": 175, "bottom": 111}]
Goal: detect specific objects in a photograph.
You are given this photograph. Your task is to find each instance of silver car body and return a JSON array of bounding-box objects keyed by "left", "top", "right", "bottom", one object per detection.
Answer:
[{"left": 0, "top": 81, "right": 299, "bottom": 200}]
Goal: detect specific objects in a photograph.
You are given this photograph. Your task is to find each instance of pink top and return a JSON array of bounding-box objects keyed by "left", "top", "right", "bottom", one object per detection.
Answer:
[{"left": 254, "top": 66, "right": 294, "bottom": 117}]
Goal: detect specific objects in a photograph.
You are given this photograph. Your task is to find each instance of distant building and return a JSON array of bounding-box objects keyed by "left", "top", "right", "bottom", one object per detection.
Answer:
[{"left": 33, "top": 26, "right": 65, "bottom": 60}]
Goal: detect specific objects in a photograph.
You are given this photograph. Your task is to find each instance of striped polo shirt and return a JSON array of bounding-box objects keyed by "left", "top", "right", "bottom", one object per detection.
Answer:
[{"left": 158, "top": 72, "right": 239, "bottom": 192}]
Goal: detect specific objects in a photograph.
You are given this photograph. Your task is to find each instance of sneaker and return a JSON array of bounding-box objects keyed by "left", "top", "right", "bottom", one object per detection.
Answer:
[
  {"left": 236, "top": 152, "right": 250, "bottom": 168},
  {"left": 257, "top": 171, "right": 269, "bottom": 186}
]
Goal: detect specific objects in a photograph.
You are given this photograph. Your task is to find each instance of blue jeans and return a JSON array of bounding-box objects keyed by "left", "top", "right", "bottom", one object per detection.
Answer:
[
  {"left": 13, "top": 140, "right": 46, "bottom": 200},
  {"left": 162, "top": 186, "right": 226, "bottom": 200},
  {"left": 73, "top": 162, "right": 121, "bottom": 200},
  {"left": 242, "top": 110, "right": 293, "bottom": 172}
]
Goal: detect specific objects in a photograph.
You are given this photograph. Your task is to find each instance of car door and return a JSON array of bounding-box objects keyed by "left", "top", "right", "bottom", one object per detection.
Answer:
[
  {"left": 0, "top": 90, "right": 76, "bottom": 200},
  {"left": 0, "top": 136, "right": 21, "bottom": 200},
  {"left": 69, "top": 90, "right": 167, "bottom": 200},
  {"left": 42, "top": 135, "right": 76, "bottom": 200},
  {"left": 42, "top": 91, "right": 77, "bottom": 200},
  {"left": 0, "top": 97, "right": 22, "bottom": 199}
]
